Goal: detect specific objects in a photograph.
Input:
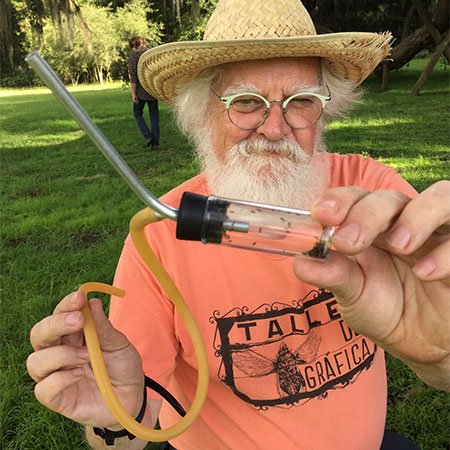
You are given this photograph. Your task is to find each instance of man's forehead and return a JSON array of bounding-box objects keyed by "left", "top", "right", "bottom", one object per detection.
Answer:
[{"left": 218, "top": 57, "right": 320, "bottom": 95}]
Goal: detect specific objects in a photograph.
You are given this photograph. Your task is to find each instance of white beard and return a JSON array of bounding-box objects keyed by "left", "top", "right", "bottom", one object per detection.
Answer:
[{"left": 196, "top": 135, "right": 331, "bottom": 210}]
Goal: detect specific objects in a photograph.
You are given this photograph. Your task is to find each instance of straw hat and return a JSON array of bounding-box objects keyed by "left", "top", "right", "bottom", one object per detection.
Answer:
[{"left": 138, "top": 0, "right": 392, "bottom": 104}]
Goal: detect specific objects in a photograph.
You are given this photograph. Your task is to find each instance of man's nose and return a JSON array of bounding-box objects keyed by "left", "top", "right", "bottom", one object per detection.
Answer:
[{"left": 255, "top": 101, "right": 292, "bottom": 140}]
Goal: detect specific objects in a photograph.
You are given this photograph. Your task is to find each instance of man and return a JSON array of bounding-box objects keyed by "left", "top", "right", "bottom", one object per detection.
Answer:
[
  {"left": 27, "top": 1, "right": 449, "bottom": 449},
  {"left": 129, "top": 36, "right": 160, "bottom": 149}
]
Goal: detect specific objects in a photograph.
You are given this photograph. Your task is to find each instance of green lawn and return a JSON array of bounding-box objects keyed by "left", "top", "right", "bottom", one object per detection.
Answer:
[{"left": 1, "top": 57, "right": 449, "bottom": 449}]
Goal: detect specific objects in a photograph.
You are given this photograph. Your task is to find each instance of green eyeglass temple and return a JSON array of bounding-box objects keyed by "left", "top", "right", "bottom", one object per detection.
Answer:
[{"left": 210, "top": 88, "right": 331, "bottom": 130}]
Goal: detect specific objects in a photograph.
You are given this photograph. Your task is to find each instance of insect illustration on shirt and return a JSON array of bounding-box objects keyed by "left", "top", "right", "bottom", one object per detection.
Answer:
[{"left": 231, "top": 332, "right": 321, "bottom": 397}]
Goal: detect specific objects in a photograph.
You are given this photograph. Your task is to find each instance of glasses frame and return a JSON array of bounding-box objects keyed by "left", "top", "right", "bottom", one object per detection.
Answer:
[{"left": 211, "top": 89, "right": 331, "bottom": 130}]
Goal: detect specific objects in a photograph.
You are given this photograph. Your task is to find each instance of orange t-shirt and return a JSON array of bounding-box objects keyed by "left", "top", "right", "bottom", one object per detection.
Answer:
[{"left": 110, "top": 154, "right": 417, "bottom": 450}]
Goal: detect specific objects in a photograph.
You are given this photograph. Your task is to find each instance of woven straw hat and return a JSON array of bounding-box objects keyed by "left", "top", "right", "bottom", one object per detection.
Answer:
[{"left": 138, "top": 0, "right": 392, "bottom": 104}]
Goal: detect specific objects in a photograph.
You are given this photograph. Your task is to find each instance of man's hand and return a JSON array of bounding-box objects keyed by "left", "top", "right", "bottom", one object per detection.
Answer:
[
  {"left": 131, "top": 82, "right": 139, "bottom": 104},
  {"left": 293, "top": 180, "right": 450, "bottom": 390},
  {"left": 27, "top": 291, "right": 145, "bottom": 428}
]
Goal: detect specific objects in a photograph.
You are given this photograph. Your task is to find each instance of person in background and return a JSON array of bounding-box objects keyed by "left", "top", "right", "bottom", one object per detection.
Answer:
[
  {"left": 27, "top": 1, "right": 449, "bottom": 449},
  {"left": 129, "top": 36, "right": 160, "bottom": 149}
]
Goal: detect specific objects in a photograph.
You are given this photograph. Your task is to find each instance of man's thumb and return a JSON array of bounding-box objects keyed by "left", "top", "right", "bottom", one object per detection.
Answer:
[{"left": 87, "top": 298, "right": 130, "bottom": 351}]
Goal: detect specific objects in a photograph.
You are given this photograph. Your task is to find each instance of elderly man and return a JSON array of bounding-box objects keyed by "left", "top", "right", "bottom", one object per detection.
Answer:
[{"left": 27, "top": 1, "right": 449, "bottom": 449}]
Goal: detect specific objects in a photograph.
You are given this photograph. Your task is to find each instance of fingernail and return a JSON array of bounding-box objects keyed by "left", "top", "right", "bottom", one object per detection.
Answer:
[
  {"left": 388, "top": 225, "right": 411, "bottom": 249},
  {"left": 414, "top": 256, "right": 436, "bottom": 277},
  {"left": 65, "top": 312, "right": 80, "bottom": 326},
  {"left": 316, "top": 199, "right": 339, "bottom": 213},
  {"left": 77, "top": 348, "right": 90, "bottom": 360},
  {"left": 334, "top": 223, "right": 360, "bottom": 245},
  {"left": 71, "top": 292, "right": 81, "bottom": 304}
]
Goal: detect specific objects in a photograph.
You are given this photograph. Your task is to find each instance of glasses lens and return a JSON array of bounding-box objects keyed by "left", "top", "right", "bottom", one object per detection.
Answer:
[
  {"left": 228, "top": 94, "right": 267, "bottom": 129},
  {"left": 284, "top": 94, "right": 323, "bottom": 129}
]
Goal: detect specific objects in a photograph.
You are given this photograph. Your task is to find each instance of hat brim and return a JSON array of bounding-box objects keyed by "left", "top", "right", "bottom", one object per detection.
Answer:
[{"left": 138, "top": 32, "right": 392, "bottom": 104}]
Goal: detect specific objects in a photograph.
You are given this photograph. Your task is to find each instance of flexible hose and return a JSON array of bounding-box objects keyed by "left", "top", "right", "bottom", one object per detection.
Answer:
[{"left": 79, "top": 207, "right": 209, "bottom": 442}]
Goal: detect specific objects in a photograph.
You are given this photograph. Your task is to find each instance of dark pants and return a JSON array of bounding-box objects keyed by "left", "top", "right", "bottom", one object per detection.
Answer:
[
  {"left": 160, "top": 430, "right": 419, "bottom": 450},
  {"left": 380, "top": 430, "right": 420, "bottom": 449},
  {"left": 133, "top": 98, "right": 160, "bottom": 145}
]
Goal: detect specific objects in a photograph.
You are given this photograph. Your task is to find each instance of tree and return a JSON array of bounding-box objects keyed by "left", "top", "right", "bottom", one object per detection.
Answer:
[
  {"left": 376, "top": 0, "right": 449, "bottom": 73},
  {"left": 2, "top": 0, "right": 163, "bottom": 86},
  {"left": 0, "top": 0, "right": 15, "bottom": 74},
  {"left": 303, "top": 0, "right": 423, "bottom": 35}
]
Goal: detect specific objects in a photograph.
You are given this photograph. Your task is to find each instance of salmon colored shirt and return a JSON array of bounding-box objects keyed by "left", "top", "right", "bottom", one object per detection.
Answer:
[{"left": 110, "top": 153, "right": 417, "bottom": 450}]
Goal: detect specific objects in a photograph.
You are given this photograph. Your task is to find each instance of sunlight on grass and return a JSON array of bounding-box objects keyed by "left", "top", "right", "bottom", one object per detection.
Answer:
[
  {"left": 2, "top": 130, "right": 86, "bottom": 147},
  {"left": 0, "top": 81, "right": 124, "bottom": 97},
  {"left": 328, "top": 117, "right": 416, "bottom": 129}
]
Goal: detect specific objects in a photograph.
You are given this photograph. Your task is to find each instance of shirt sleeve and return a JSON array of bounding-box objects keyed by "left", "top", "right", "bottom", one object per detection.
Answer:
[{"left": 128, "top": 53, "right": 138, "bottom": 84}]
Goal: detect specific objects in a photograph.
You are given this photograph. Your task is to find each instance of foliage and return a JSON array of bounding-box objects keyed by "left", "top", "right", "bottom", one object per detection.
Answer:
[
  {"left": 303, "top": 0, "right": 424, "bottom": 35},
  {"left": 41, "top": 0, "right": 163, "bottom": 85},
  {"left": 111, "top": 0, "right": 164, "bottom": 81},
  {"left": 1, "top": 0, "right": 163, "bottom": 86},
  {"left": 1, "top": 0, "right": 447, "bottom": 88},
  {"left": 176, "top": 0, "right": 219, "bottom": 41},
  {"left": 0, "top": 0, "right": 37, "bottom": 84}
]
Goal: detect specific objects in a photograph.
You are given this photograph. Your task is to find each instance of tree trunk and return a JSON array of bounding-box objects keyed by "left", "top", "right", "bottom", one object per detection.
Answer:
[
  {"left": 411, "top": 29, "right": 450, "bottom": 95},
  {"left": 174, "top": 0, "right": 181, "bottom": 25},
  {"left": 70, "top": 0, "right": 93, "bottom": 54},
  {"left": 411, "top": 0, "right": 450, "bottom": 62},
  {"left": 0, "top": 0, "right": 14, "bottom": 73},
  {"left": 381, "top": 62, "right": 390, "bottom": 92},
  {"left": 64, "top": 0, "right": 75, "bottom": 49},
  {"left": 401, "top": 4, "right": 416, "bottom": 41},
  {"left": 375, "top": 0, "right": 449, "bottom": 74},
  {"left": 97, "top": 66, "right": 104, "bottom": 85},
  {"left": 191, "top": 0, "right": 200, "bottom": 23},
  {"left": 26, "top": 0, "right": 45, "bottom": 49}
]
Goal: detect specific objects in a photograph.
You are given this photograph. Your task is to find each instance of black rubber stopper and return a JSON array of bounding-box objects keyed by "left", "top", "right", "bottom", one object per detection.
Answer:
[{"left": 176, "top": 192, "right": 208, "bottom": 241}]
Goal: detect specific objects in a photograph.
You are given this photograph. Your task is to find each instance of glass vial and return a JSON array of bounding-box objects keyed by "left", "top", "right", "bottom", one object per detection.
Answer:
[{"left": 176, "top": 193, "right": 334, "bottom": 259}]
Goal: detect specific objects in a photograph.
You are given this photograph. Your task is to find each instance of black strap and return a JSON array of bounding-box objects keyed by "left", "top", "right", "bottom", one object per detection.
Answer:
[
  {"left": 93, "top": 383, "right": 147, "bottom": 445},
  {"left": 144, "top": 375, "right": 186, "bottom": 418},
  {"left": 93, "top": 375, "right": 185, "bottom": 446}
]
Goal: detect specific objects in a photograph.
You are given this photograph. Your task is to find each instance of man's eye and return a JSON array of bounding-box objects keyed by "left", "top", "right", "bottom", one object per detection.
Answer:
[
  {"left": 234, "top": 97, "right": 262, "bottom": 105},
  {"left": 292, "top": 97, "right": 313, "bottom": 104},
  {"left": 231, "top": 97, "right": 264, "bottom": 112},
  {"left": 287, "top": 96, "right": 317, "bottom": 111},
  {"left": 237, "top": 99, "right": 256, "bottom": 104}
]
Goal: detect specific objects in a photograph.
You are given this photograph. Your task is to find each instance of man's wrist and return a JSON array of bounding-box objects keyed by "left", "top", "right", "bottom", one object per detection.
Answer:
[{"left": 93, "top": 385, "right": 147, "bottom": 445}]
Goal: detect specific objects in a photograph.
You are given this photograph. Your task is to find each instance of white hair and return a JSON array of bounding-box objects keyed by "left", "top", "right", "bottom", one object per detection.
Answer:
[
  {"left": 319, "top": 59, "right": 363, "bottom": 123},
  {"left": 172, "top": 57, "right": 362, "bottom": 143}
]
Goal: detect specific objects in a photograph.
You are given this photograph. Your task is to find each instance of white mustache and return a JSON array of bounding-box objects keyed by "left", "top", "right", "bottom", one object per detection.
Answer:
[{"left": 235, "top": 138, "right": 310, "bottom": 163}]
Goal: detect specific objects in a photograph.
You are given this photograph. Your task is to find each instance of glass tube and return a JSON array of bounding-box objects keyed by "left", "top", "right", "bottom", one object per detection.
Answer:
[{"left": 202, "top": 196, "right": 333, "bottom": 259}]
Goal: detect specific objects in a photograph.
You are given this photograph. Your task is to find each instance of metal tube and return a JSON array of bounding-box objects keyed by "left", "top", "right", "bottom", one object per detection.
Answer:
[{"left": 25, "top": 51, "right": 178, "bottom": 222}]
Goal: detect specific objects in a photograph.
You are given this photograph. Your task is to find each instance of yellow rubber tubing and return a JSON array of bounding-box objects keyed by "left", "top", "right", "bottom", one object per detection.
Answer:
[{"left": 79, "top": 207, "right": 209, "bottom": 442}]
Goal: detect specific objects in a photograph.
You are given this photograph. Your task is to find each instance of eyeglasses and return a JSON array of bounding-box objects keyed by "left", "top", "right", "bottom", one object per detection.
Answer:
[{"left": 211, "top": 89, "right": 331, "bottom": 130}]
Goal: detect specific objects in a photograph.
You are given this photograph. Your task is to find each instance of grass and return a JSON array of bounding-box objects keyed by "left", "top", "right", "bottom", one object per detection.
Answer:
[{"left": 1, "top": 57, "right": 449, "bottom": 449}]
